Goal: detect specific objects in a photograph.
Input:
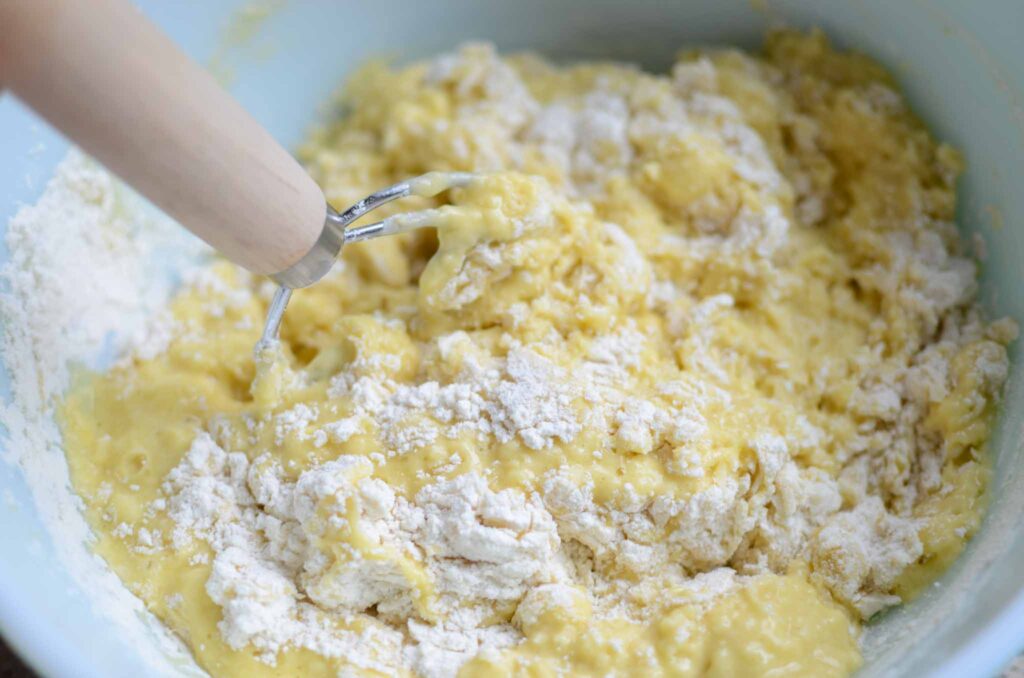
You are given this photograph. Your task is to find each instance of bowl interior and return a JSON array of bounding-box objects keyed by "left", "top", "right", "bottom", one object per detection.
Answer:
[{"left": 1, "top": 1, "right": 1023, "bottom": 676}]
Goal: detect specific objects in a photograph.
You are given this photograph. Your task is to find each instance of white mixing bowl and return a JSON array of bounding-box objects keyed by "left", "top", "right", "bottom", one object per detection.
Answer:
[{"left": 1, "top": 1, "right": 1022, "bottom": 676}]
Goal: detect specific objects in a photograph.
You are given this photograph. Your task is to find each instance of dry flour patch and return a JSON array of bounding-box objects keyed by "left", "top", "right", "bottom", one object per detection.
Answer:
[{"left": 0, "top": 152, "right": 207, "bottom": 674}]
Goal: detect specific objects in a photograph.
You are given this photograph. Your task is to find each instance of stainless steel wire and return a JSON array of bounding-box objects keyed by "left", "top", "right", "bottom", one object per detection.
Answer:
[{"left": 257, "top": 172, "right": 473, "bottom": 352}]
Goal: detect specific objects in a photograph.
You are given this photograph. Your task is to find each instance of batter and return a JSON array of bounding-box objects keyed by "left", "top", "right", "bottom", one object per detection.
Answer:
[{"left": 60, "top": 31, "right": 1014, "bottom": 677}]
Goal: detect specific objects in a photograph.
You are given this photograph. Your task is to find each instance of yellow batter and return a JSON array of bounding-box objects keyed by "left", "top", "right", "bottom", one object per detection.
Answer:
[{"left": 60, "top": 31, "right": 1013, "bottom": 677}]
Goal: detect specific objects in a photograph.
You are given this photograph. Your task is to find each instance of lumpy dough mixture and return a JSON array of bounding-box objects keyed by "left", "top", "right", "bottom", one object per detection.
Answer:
[{"left": 60, "top": 31, "right": 1016, "bottom": 677}]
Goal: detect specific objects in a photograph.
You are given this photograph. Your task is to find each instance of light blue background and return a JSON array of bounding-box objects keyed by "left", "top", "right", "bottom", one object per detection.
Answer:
[{"left": 1, "top": 2, "right": 1022, "bottom": 676}]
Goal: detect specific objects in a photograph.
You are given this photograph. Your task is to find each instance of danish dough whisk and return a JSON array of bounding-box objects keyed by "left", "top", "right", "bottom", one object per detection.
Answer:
[{"left": 0, "top": 0, "right": 469, "bottom": 351}]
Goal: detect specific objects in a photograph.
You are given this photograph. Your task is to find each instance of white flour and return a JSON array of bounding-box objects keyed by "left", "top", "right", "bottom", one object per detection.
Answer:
[
  {"left": 160, "top": 433, "right": 560, "bottom": 676},
  {"left": 0, "top": 152, "right": 208, "bottom": 675},
  {"left": 325, "top": 342, "right": 581, "bottom": 454}
]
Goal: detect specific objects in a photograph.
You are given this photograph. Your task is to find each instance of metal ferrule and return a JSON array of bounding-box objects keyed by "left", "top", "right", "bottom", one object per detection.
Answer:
[{"left": 268, "top": 206, "right": 347, "bottom": 289}]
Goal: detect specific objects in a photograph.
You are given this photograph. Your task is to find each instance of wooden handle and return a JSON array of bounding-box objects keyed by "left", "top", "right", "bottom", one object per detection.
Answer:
[{"left": 0, "top": 0, "right": 326, "bottom": 276}]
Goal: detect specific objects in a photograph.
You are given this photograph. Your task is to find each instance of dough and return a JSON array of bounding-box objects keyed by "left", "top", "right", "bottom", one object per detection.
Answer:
[{"left": 60, "top": 31, "right": 1013, "bottom": 677}]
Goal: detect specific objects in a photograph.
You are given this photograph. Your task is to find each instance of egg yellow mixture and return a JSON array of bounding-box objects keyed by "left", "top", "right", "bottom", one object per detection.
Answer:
[{"left": 60, "top": 31, "right": 1014, "bottom": 677}]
